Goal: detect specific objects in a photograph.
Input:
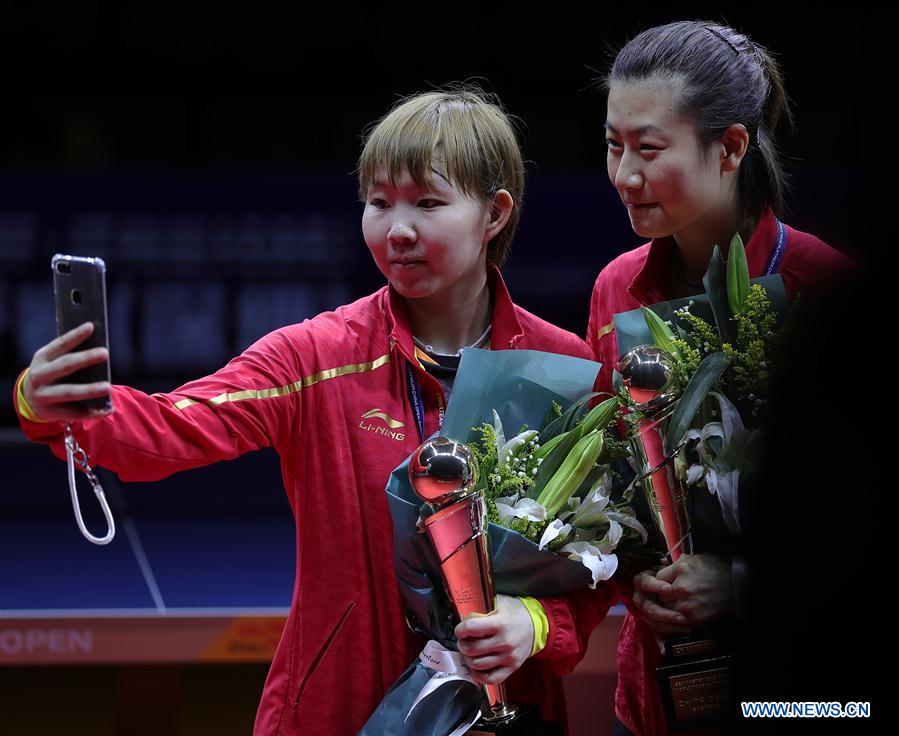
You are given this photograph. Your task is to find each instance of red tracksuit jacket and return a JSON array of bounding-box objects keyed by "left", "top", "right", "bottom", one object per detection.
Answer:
[
  {"left": 18, "top": 265, "right": 612, "bottom": 735},
  {"left": 586, "top": 209, "right": 854, "bottom": 735}
]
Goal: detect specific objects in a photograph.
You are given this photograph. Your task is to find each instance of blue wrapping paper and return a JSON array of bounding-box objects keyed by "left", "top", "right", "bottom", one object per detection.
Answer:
[{"left": 360, "top": 349, "right": 602, "bottom": 735}]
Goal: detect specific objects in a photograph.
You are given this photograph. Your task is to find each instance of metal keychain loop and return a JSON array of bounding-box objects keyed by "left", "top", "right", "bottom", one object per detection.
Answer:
[{"left": 64, "top": 422, "right": 115, "bottom": 545}]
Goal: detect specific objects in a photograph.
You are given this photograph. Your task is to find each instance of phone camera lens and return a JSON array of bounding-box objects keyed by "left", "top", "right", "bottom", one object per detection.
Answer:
[{"left": 56, "top": 261, "right": 72, "bottom": 275}]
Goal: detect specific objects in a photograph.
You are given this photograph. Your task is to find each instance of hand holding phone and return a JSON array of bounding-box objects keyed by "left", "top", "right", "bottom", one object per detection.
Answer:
[{"left": 21, "top": 255, "right": 113, "bottom": 422}]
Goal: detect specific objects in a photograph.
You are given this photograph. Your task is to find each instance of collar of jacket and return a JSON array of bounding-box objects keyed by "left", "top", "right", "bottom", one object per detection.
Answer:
[
  {"left": 384, "top": 262, "right": 525, "bottom": 363},
  {"left": 627, "top": 208, "right": 779, "bottom": 306}
]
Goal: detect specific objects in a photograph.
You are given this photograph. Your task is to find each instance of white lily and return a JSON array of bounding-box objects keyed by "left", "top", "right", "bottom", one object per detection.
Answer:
[
  {"left": 606, "top": 511, "right": 649, "bottom": 543},
  {"left": 704, "top": 467, "right": 720, "bottom": 494},
  {"left": 539, "top": 519, "right": 572, "bottom": 550},
  {"left": 560, "top": 541, "right": 619, "bottom": 587},
  {"left": 710, "top": 391, "right": 760, "bottom": 472},
  {"left": 491, "top": 410, "right": 506, "bottom": 457},
  {"left": 591, "top": 471, "right": 614, "bottom": 498},
  {"left": 566, "top": 472, "right": 615, "bottom": 528},
  {"left": 495, "top": 496, "right": 546, "bottom": 523},
  {"left": 709, "top": 465, "right": 740, "bottom": 534},
  {"left": 498, "top": 429, "right": 538, "bottom": 468},
  {"left": 685, "top": 463, "right": 706, "bottom": 485},
  {"left": 681, "top": 392, "right": 758, "bottom": 534},
  {"left": 495, "top": 494, "right": 520, "bottom": 522},
  {"left": 596, "top": 519, "right": 623, "bottom": 554},
  {"left": 683, "top": 422, "right": 725, "bottom": 471},
  {"left": 569, "top": 492, "right": 610, "bottom": 527},
  {"left": 559, "top": 511, "right": 576, "bottom": 524}
]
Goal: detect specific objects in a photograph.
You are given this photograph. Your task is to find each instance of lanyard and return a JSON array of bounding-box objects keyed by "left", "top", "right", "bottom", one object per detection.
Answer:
[
  {"left": 764, "top": 219, "right": 788, "bottom": 275},
  {"left": 405, "top": 361, "right": 446, "bottom": 442},
  {"left": 65, "top": 423, "right": 115, "bottom": 545},
  {"left": 405, "top": 362, "right": 426, "bottom": 443}
]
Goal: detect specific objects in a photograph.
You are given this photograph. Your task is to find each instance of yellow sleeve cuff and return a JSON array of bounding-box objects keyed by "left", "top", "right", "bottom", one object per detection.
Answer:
[
  {"left": 519, "top": 596, "right": 548, "bottom": 657},
  {"left": 16, "top": 369, "right": 47, "bottom": 424}
]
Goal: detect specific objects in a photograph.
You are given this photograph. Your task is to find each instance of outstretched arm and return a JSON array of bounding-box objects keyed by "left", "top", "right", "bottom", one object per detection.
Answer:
[{"left": 16, "top": 322, "right": 300, "bottom": 481}]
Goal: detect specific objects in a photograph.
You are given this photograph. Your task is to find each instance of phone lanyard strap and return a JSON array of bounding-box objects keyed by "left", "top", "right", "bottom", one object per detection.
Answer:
[{"left": 64, "top": 422, "right": 115, "bottom": 545}]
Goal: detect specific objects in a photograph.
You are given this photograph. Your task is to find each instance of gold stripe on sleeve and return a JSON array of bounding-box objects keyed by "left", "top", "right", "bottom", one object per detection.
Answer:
[
  {"left": 174, "top": 352, "right": 392, "bottom": 410},
  {"left": 596, "top": 321, "right": 615, "bottom": 340}
]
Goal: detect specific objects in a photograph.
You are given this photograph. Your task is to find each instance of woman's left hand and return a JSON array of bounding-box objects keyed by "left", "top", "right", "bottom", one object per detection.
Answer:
[
  {"left": 454, "top": 594, "right": 534, "bottom": 685},
  {"left": 655, "top": 553, "right": 733, "bottom": 626}
]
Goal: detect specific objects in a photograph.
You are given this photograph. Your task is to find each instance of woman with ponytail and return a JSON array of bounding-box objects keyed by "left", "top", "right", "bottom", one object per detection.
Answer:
[{"left": 587, "top": 21, "right": 854, "bottom": 735}]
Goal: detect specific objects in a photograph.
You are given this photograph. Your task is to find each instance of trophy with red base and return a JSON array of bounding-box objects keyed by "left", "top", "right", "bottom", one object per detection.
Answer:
[
  {"left": 409, "top": 436, "right": 560, "bottom": 735},
  {"left": 619, "top": 347, "right": 733, "bottom": 732}
]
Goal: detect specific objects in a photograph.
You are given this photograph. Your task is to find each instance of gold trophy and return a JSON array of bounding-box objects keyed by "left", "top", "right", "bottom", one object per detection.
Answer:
[{"left": 619, "top": 346, "right": 733, "bottom": 731}]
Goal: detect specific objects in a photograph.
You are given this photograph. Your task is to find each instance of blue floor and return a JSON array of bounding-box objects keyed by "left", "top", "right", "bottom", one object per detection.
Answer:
[{"left": 1, "top": 444, "right": 294, "bottom": 615}]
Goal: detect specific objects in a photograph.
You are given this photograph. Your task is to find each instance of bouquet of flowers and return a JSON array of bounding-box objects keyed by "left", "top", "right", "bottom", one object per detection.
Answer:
[
  {"left": 361, "top": 348, "right": 649, "bottom": 736},
  {"left": 470, "top": 395, "right": 647, "bottom": 587},
  {"left": 615, "top": 235, "right": 793, "bottom": 536}
]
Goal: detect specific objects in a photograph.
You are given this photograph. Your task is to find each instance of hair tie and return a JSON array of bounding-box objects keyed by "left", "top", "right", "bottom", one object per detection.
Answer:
[
  {"left": 704, "top": 26, "right": 740, "bottom": 56},
  {"left": 749, "top": 41, "right": 768, "bottom": 76}
]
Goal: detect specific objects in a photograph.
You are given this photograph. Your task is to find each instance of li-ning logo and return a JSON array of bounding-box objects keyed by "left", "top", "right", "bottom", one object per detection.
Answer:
[{"left": 359, "top": 408, "right": 406, "bottom": 441}]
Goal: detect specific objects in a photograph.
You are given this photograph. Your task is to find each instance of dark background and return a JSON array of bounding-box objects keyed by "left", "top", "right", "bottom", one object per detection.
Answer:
[
  {"left": 0, "top": 4, "right": 881, "bottom": 423},
  {"left": 0, "top": 5, "right": 886, "bottom": 733}
]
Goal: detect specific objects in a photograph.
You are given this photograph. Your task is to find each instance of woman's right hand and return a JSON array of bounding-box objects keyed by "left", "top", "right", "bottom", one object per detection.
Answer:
[{"left": 22, "top": 322, "right": 113, "bottom": 422}]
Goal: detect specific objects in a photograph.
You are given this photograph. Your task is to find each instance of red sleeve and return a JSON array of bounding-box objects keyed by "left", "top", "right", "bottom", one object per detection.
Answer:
[
  {"left": 532, "top": 581, "right": 620, "bottom": 676},
  {"left": 16, "top": 327, "right": 305, "bottom": 482}
]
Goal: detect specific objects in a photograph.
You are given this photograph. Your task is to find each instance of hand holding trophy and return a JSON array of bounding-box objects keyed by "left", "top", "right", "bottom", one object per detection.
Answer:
[
  {"left": 619, "top": 346, "right": 733, "bottom": 731},
  {"left": 410, "top": 436, "right": 560, "bottom": 735}
]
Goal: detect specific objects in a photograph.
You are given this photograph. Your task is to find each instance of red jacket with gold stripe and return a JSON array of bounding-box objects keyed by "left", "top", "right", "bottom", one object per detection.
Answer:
[
  {"left": 586, "top": 210, "right": 854, "bottom": 736},
  {"left": 17, "top": 265, "right": 612, "bottom": 736}
]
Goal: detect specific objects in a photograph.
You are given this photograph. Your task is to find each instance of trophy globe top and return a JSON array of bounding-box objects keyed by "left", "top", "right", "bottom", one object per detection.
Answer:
[
  {"left": 409, "top": 437, "right": 479, "bottom": 509},
  {"left": 618, "top": 345, "right": 682, "bottom": 418}
]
